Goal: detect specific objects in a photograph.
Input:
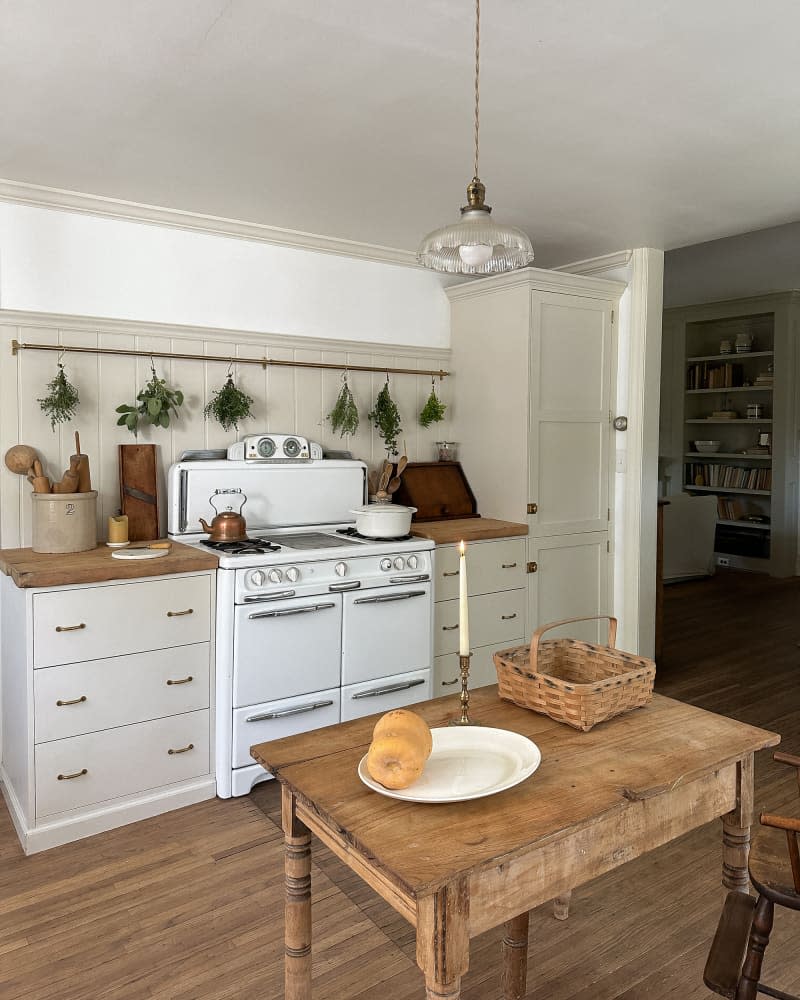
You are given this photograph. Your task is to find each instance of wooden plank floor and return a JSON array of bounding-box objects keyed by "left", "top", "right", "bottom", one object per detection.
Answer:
[{"left": 1, "top": 569, "right": 799, "bottom": 998}]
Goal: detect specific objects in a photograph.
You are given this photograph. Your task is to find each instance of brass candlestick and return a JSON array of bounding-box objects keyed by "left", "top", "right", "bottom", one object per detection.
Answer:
[{"left": 449, "top": 652, "right": 480, "bottom": 726}]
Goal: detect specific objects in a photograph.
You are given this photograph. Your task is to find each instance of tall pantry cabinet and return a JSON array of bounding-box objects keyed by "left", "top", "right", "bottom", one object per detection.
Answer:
[
  {"left": 447, "top": 268, "right": 624, "bottom": 642},
  {"left": 661, "top": 291, "right": 799, "bottom": 577}
]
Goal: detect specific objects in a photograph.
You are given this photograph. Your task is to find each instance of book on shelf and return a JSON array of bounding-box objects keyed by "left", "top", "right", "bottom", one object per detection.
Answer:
[
  {"left": 686, "top": 361, "right": 744, "bottom": 390},
  {"left": 685, "top": 463, "right": 772, "bottom": 490}
]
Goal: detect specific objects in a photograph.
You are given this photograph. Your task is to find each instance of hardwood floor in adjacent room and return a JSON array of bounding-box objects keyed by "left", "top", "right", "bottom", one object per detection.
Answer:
[{"left": 1, "top": 570, "right": 798, "bottom": 999}]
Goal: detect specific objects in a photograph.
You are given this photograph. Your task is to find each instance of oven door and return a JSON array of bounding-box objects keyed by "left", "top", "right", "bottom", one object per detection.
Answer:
[
  {"left": 233, "top": 595, "right": 342, "bottom": 706},
  {"left": 341, "top": 584, "right": 432, "bottom": 685}
]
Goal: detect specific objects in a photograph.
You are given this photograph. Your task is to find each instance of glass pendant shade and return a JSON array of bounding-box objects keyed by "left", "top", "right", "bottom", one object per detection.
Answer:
[{"left": 417, "top": 204, "right": 535, "bottom": 275}]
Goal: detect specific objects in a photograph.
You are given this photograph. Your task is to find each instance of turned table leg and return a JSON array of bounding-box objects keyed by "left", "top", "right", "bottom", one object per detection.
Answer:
[
  {"left": 723, "top": 755, "right": 754, "bottom": 895},
  {"left": 282, "top": 785, "right": 312, "bottom": 1000},
  {"left": 501, "top": 911, "right": 529, "bottom": 1000},
  {"left": 417, "top": 877, "right": 470, "bottom": 1000}
]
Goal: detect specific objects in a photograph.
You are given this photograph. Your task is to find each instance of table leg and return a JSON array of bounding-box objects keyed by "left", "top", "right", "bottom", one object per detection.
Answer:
[
  {"left": 416, "top": 877, "right": 470, "bottom": 1000},
  {"left": 282, "top": 785, "right": 312, "bottom": 1000},
  {"left": 501, "top": 911, "right": 529, "bottom": 1000},
  {"left": 723, "top": 755, "right": 754, "bottom": 895}
]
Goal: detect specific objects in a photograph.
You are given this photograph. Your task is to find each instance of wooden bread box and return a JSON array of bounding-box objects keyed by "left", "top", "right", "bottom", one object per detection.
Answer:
[{"left": 392, "top": 461, "right": 478, "bottom": 522}]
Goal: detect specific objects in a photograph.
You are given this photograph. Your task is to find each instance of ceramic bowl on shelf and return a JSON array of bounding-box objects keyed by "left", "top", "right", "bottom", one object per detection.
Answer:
[{"left": 693, "top": 440, "right": 721, "bottom": 453}]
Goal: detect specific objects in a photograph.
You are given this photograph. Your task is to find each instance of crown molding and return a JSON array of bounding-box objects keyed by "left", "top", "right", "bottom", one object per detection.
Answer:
[
  {"left": 0, "top": 308, "right": 450, "bottom": 362},
  {"left": 444, "top": 264, "right": 627, "bottom": 302},
  {"left": 554, "top": 250, "right": 633, "bottom": 275},
  {"left": 0, "top": 178, "right": 419, "bottom": 268}
]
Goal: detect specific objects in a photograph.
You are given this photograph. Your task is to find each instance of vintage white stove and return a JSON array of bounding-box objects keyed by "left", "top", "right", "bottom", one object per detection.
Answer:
[{"left": 168, "top": 447, "right": 435, "bottom": 797}]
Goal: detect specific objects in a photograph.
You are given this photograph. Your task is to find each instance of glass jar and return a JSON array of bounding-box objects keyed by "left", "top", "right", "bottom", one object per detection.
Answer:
[{"left": 435, "top": 441, "right": 458, "bottom": 462}]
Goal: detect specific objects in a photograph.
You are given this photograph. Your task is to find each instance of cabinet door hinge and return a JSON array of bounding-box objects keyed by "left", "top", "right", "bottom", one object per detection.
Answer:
[
  {"left": 527, "top": 502, "right": 538, "bottom": 515},
  {"left": 527, "top": 561, "right": 538, "bottom": 574},
  {"left": 611, "top": 309, "right": 615, "bottom": 324},
  {"left": 607, "top": 507, "right": 611, "bottom": 522},
  {"left": 606, "top": 540, "right": 611, "bottom": 553}
]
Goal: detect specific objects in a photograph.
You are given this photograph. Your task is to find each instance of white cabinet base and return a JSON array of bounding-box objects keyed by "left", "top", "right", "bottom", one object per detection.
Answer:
[{"left": 1, "top": 763, "right": 214, "bottom": 855}]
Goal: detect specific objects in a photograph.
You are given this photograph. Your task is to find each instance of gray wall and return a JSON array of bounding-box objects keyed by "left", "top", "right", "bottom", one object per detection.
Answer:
[{"left": 664, "top": 220, "right": 800, "bottom": 308}]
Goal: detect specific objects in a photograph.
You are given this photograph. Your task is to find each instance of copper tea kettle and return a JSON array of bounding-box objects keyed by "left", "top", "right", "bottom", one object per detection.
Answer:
[{"left": 199, "top": 489, "right": 247, "bottom": 541}]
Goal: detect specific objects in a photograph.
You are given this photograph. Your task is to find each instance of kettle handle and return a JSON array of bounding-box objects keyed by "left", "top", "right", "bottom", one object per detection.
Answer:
[{"left": 209, "top": 489, "right": 247, "bottom": 515}]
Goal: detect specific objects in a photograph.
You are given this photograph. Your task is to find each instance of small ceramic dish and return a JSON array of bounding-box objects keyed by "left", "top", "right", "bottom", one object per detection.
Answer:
[{"left": 106, "top": 541, "right": 130, "bottom": 549}]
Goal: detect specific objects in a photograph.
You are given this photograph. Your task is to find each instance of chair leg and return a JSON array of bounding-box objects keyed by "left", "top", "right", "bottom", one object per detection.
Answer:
[{"left": 735, "top": 894, "right": 774, "bottom": 1000}]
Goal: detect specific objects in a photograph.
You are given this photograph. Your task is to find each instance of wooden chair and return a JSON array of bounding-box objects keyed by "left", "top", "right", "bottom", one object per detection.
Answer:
[{"left": 704, "top": 751, "right": 800, "bottom": 1000}]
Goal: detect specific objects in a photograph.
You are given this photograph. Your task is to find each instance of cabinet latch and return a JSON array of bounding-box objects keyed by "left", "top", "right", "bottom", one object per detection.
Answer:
[
  {"left": 527, "top": 502, "right": 538, "bottom": 515},
  {"left": 527, "top": 561, "right": 538, "bottom": 574}
]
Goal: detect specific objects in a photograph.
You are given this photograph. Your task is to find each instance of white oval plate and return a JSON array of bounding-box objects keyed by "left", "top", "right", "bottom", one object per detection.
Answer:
[
  {"left": 358, "top": 727, "right": 541, "bottom": 803},
  {"left": 111, "top": 548, "right": 169, "bottom": 560}
]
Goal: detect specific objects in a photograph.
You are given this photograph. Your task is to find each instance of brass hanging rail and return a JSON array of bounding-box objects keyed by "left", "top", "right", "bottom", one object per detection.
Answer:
[{"left": 10, "top": 340, "right": 449, "bottom": 380}]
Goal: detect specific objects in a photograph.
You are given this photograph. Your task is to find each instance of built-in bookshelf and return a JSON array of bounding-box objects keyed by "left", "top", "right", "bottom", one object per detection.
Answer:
[{"left": 661, "top": 292, "right": 800, "bottom": 576}]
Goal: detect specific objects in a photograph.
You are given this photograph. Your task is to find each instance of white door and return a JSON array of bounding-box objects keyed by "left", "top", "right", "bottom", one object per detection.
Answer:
[{"left": 528, "top": 291, "right": 615, "bottom": 631}]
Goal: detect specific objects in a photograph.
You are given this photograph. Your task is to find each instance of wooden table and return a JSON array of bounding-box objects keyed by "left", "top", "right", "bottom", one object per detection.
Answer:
[{"left": 251, "top": 687, "right": 779, "bottom": 1000}]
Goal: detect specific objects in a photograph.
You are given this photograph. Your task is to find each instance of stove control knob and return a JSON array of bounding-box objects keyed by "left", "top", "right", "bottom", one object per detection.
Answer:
[
  {"left": 379, "top": 558, "right": 392, "bottom": 571},
  {"left": 285, "top": 566, "right": 300, "bottom": 583},
  {"left": 393, "top": 556, "right": 405, "bottom": 570},
  {"left": 335, "top": 562, "right": 348, "bottom": 577},
  {"left": 250, "top": 570, "right": 266, "bottom": 588},
  {"left": 407, "top": 554, "right": 419, "bottom": 570},
  {"left": 268, "top": 568, "right": 283, "bottom": 584}
]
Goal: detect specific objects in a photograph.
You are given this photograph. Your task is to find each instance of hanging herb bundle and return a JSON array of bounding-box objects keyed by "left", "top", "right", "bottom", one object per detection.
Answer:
[
  {"left": 419, "top": 381, "right": 447, "bottom": 428},
  {"left": 368, "top": 378, "right": 402, "bottom": 456},
  {"left": 328, "top": 373, "right": 359, "bottom": 437},
  {"left": 116, "top": 363, "right": 184, "bottom": 437},
  {"left": 204, "top": 372, "right": 255, "bottom": 432},
  {"left": 38, "top": 360, "right": 80, "bottom": 431}
]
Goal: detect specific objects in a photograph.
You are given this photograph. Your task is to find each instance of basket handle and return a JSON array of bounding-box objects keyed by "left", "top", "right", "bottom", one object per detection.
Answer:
[{"left": 529, "top": 616, "right": 618, "bottom": 672}]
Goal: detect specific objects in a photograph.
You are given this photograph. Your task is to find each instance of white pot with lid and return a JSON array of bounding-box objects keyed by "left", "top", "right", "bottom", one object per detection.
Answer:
[{"left": 350, "top": 503, "right": 417, "bottom": 538}]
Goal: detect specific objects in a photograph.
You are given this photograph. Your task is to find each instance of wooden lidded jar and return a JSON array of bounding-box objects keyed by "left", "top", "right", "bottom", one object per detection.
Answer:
[{"left": 31, "top": 491, "right": 98, "bottom": 553}]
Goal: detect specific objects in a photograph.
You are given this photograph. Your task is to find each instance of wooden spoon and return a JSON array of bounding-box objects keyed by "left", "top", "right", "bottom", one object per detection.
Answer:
[
  {"left": 396, "top": 455, "right": 408, "bottom": 477},
  {"left": 387, "top": 476, "right": 402, "bottom": 493}
]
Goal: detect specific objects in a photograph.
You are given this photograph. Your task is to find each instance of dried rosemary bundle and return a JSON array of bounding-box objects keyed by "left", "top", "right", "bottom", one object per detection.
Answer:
[
  {"left": 419, "top": 382, "right": 447, "bottom": 428},
  {"left": 368, "top": 379, "right": 402, "bottom": 456},
  {"left": 38, "top": 363, "right": 80, "bottom": 431},
  {"left": 328, "top": 375, "right": 359, "bottom": 436}
]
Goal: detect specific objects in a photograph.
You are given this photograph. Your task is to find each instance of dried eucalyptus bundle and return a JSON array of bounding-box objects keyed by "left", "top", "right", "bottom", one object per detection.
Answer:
[
  {"left": 116, "top": 363, "right": 184, "bottom": 436},
  {"left": 368, "top": 378, "right": 402, "bottom": 456},
  {"left": 328, "top": 374, "right": 359, "bottom": 437},
  {"left": 204, "top": 372, "right": 255, "bottom": 432},
  {"left": 38, "top": 362, "right": 80, "bottom": 431},
  {"left": 419, "top": 381, "right": 447, "bottom": 428}
]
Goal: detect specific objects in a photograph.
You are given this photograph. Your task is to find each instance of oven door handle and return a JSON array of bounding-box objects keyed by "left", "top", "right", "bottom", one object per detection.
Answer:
[
  {"left": 353, "top": 590, "right": 427, "bottom": 605},
  {"left": 246, "top": 699, "right": 335, "bottom": 722},
  {"left": 351, "top": 678, "right": 426, "bottom": 700},
  {"left": 328, "top": 581, "right": 361, "bottom": 592},
  {"left": 248, "top": 602, "right": 335, "bottom": 620},
  {"left": 389, "top": 574, "right": 430, "bottom": 584},
  {"left": 243, "top": 590, "right": 296, "bottom": 603}
]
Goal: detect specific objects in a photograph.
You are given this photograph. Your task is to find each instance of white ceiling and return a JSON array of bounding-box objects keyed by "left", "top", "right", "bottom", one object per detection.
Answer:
[{"left": 3, "top": 1, "right": 800, "bottom": 267}]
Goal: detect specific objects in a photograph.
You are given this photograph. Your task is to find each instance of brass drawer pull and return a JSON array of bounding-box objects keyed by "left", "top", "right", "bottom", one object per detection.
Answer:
[
  {"left": 167, "top": 676, "right": 193, "bottom": 686},
  {"left": 442, "top": 570, "right": 459, "bottom": 577},
  {"left": 167, "top": 608, "right": 194, "bottom": 617},
  {"left": 56, "top": 695, "right": 87, "bottom": 707},
  {"left": 168, "top": 743, "right": 194, "bottom": 755},
  {"left": 55, "top": 623, "right": 86, "bottom": 633},
  {"left": 501, "top": 613, "right": 518, "bottom": 620},
  {"left": 501, "top": 562, "right": 518, "bottom": 569},
  {"left": 442, "top": 677, "right": 460, "bottom": 686},
  {"left": 442, "top": 624, "right": 458, "bottom": 631},
  {"left": 58, "top": 768, "right": 88, "bottom": 781}
]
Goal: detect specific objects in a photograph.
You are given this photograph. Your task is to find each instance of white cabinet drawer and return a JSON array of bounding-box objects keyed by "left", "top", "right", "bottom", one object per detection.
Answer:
[
  {"left": 34, "top": 644, "right": 210, "bottom": 743},
  {"left": 434, "top": 641, "right": 522, "bottom": 695},
  {"left": 232, "top": 688, "right": 341, "bottom": 769},
  {"left": 33, "top": 576, "right": 211, "bottom": 668},
  {"left": 435, "top": 590, "right": 526, "bottom": 657},
  {"left": 435, "top": 538, "right": 526, "bottom": 602},
  {"left": 341, "top": 669, "right": 431, "bottom": 722},
  {"left": 34, "top": 710, "right": 210, "bottom": 818}
]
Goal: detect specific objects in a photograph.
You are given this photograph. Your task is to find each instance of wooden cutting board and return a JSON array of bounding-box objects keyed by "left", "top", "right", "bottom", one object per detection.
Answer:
[{"left": 118, "top": 444, "right": 160, "bottom": 542}]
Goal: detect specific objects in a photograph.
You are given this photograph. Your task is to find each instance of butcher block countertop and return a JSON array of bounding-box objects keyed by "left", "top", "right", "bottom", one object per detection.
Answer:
[
  {"left": 0, "top": 541, "right": 218, "bottom": 589},
  {"left": 410, "top": 517, "right": 528, "bottom": 545}
]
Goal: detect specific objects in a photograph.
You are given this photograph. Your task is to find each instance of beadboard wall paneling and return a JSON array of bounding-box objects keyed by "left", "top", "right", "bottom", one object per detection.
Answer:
[{"left": 0, "top": 315, "right": 452, "bottom": 549}]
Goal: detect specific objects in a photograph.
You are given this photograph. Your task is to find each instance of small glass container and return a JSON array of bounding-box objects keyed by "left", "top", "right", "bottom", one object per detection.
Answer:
[{"left": 435, "top": 441, "right": 458, "bottom": 462}]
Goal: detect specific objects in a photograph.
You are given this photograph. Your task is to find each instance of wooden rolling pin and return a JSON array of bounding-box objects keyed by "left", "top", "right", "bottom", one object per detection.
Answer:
[
  {"left": 30, "top": 459, "right": 52, "bottom": 494},
  {"left": 71, "top": 431, "right": 91, "bottom": 492}
]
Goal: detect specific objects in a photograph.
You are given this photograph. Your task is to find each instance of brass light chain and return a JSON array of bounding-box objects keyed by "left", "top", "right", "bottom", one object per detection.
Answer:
[{"left": 473, "top": 0, "right": 481, "bottom": 182}]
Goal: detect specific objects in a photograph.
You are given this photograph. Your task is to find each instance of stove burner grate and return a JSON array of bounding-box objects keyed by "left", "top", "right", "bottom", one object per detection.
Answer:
[
  {"left": 200, "top": 537, "right": 281, "bottom": 555},
  {"left": 336, "top": 527, "right": 412, "bottom": 543}
]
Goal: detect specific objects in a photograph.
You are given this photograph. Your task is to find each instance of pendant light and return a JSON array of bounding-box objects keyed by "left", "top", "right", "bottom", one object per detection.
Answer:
[{"left": 417, "top": 0, "right": 534, "bottom": 275}]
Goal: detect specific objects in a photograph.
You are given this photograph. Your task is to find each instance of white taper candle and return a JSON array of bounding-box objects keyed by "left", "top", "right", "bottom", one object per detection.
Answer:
[{"left": 459, "top": 540, "right": 469, "bottom": 655}]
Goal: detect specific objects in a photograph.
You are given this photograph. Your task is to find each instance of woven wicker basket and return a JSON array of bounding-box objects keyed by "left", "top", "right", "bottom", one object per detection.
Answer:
[{"left": 493, "top": 616, "right": 656, "bottom": 732}]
